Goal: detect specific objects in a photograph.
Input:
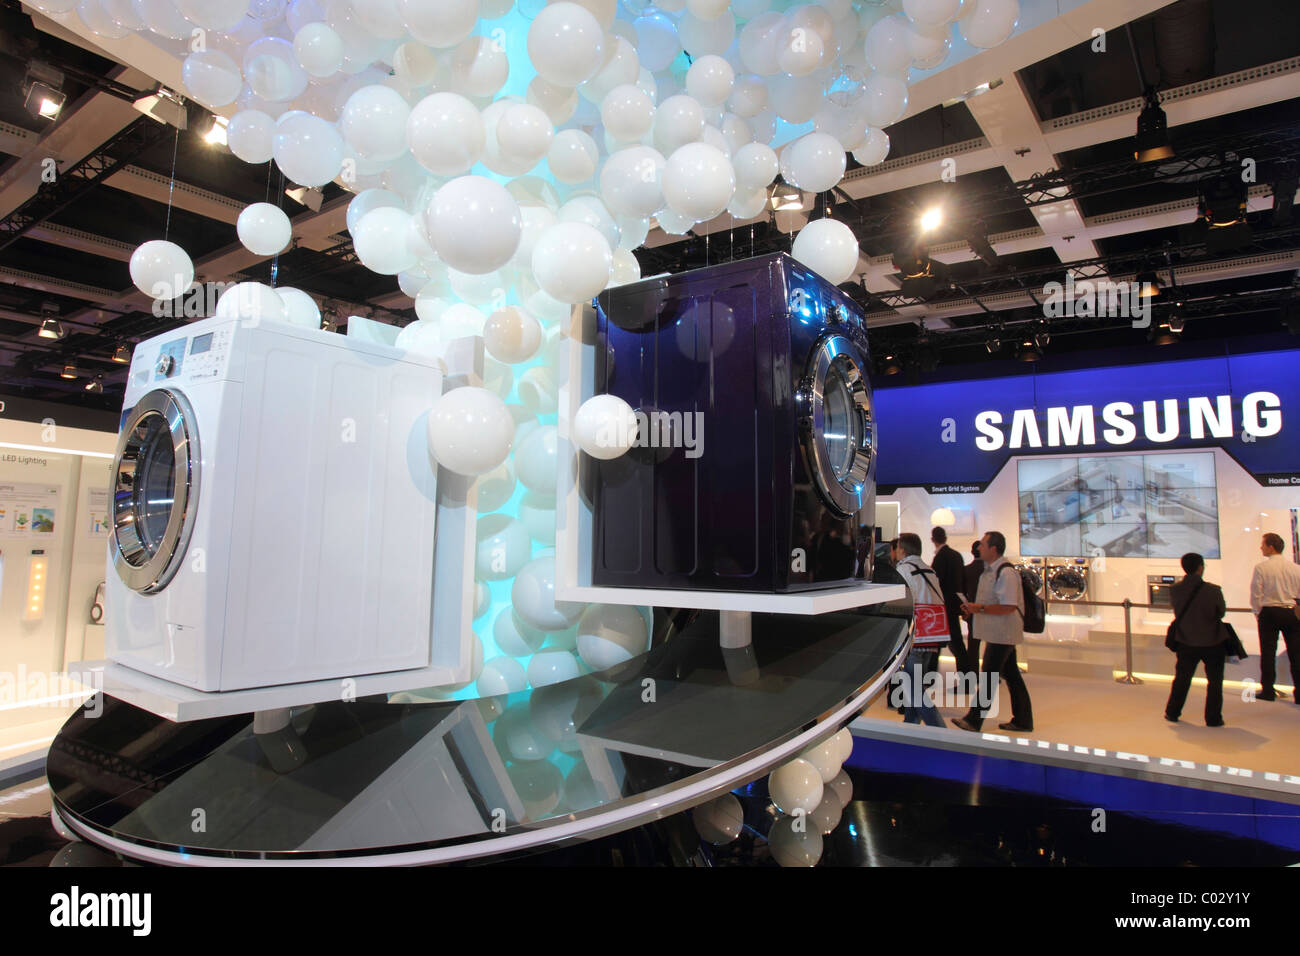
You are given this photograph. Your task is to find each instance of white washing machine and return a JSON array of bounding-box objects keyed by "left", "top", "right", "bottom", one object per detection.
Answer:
[
  {"left": 1046, "top": 558, "right": 1090, "bottom": 602},
  {"left": 106, "top": 314, "right": 446, "bottom": 692}
]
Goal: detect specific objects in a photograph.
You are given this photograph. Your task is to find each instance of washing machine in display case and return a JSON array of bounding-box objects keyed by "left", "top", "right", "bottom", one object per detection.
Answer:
[
  {"left": 1016, "top": 557, "right": 1046, "bottom": 597},
  {"left": 587, "top": 253, "right": 876, "bottom": 592},
  {"left": 1046, "top": 558, "right": 1090, "bottom": 602},
  {"left": 106, "top": 314, "right": 451, "bottom": 693}
]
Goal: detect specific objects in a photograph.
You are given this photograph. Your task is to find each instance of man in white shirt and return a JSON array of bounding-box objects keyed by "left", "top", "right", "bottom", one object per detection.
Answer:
[
  {"left": 1249, "top": 532, "right": 1300, "bottom": 702},
  {"left": 952, "top": 531, "right": 1034, "bottom": 733}
]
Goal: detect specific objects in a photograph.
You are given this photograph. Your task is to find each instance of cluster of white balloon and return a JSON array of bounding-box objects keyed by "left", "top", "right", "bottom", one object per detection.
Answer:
[
  {"left": 89, "top": 0, "right": 1022, "bottom": 703},
  {"left": 693, "top": 727, "right": 855, "bottom": 866}
]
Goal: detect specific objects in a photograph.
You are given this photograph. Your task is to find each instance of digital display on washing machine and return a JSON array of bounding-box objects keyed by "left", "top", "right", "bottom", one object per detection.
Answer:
[{"left": 190, "top": 332, "right": 213, "bottom": 355}]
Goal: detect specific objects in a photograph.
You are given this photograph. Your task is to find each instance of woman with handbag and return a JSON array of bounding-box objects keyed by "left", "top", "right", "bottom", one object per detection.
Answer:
[{"left": 1165, "top": 552, "right": 1229, "bottom": 727}]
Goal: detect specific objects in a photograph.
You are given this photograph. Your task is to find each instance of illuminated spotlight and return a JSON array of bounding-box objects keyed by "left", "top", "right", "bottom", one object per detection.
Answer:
[
  {"left": 1033, "top": 321, "right": 1051, "bottom": 350},
  {"left": 880, "top": 352, "right": 902, "bottom": 375},
  {"left": 204, "top": 115, "right": 229, "bottom": 146},
  {"left": 60, "top": 359, "right": 77, "bottom": 379},
  {"left": 23, "top": 62, "right": 65, "bottom": 121},
  {"left": 919, "top": 206, "right": 943, "bottom": 233},
  {"left": 85, "top": 374, "right": 104, "bottom": 393},
  {"left": 38, "top": 316, "right": 65, "bottom": 339},
  {"left": 984, "top": 331, "right": 1002, "bottom": 354},
  {"left": 769, "top": 176, "right": 804, "bottom": 212},
  {"left": 1167, "top": 300, "right": 1186, "bottom": 334},
  {"left": 133, "top": 86, "right": 188, "bottom": 130},
  {"left": 112, "top": 341, "right": 131, "bottom": 363},
  {"left": 1135, "top": 270, "right": 1163, "bottom": 298},
  {"left": 1150, "top": 320, "right": 1180, "bottom": 346},
  {"left": 1016, "top": 334, "right": 1043, "bottom": 362},
  {"left": 1134, "top": 88, "right": 1173, "bottom": 163}
]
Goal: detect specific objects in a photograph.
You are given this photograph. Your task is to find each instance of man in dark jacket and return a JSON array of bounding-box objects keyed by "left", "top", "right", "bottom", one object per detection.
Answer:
[
  {"left": 961, "top": 540, "right": 985, "bottom": 672},
  {"left": 1165, "top": 552, "right": 1228, "bottom": 727},
  {"left": 931, "top": 527, "right": 974, "bottom": 676}
]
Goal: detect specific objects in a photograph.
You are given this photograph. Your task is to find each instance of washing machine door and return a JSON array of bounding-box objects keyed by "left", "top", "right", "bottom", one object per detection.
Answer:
[
  {"left": 799, "top": 334, "right": 875, "bottom": 517},
  {"left": 110, "top": 388, "right": 200, "bottom": 594},
  {"left": 1047, "top": 566, "right": 1087, "bottom": 602}
]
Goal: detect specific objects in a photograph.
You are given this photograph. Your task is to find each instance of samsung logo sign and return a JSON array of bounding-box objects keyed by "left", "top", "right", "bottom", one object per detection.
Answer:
[{"left": 973, "top": 392, "right": 1282, "bottom": 451}]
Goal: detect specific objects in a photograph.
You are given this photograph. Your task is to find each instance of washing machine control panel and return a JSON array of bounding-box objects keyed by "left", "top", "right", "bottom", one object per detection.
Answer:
[{"left": 183, "top": 327, "right": 233, "bottom": 382}]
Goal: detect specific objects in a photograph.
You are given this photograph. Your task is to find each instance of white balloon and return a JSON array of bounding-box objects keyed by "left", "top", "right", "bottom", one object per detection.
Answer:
[
  {"left": 438, "top": 302, "right": 488, "bottom": 341},
  {"left": 395, "top": 318, "right": 444, "bottom": 355},
  {"left": 215, "top": 282, "right": 288, "bottom": 325},
  {"left": 655, "top": 206, "right": 696, "bottom": 235},
  {"left": 777, "top": 24, "right": 825, "bottom": 77},
  {"left": 181, "top": 50, "right": 243, "bottom": 109},
  {"left": 346, "top": 188, "right": 404, "bottom": 235},
  {"left": 904, "top": 0, "right": 963, "bottom": 29},
  {"left": 425, "top": 176, "right": 521, "bottom": 275},
  {"left": 685, "top": 54, "right": 734, "bottom": 108},
  {"left": 737, "top": 10, "right": 785, "bottom": 75},
  {"left": 272, "top": 112, "right": 344, "bottom": 187},
  {"left": 852, "top": 127, "right": 891, "bottom": 166},
  {"left": 532, "top": 222, "right": 612, "bottom": 304},
  {"left": 652, "top": 94, "right": 705, "bottom": 156},
  {"left": 496, "top": 103, "right": 554, "bottom": 167},
  {"left": 693, "top": 793, "right": 744, "bottom": 844},
  {"left": 632, "top": 12, "right": 679, "bottom": 72},
  {"left": 244, "top": 37, "right": 309, "bottom": 103},
  {"left": 273, "top": 287, "right": 320, "bottom": 328},
  {"left": 769, "top": 757, "right": 824, "bottom": 815},
  {"left": 353, "top": 206, "right": 417, "bottom": 275},
  {"left": 768, "top": 71, "right": 824, "bottom": 124},
  {"left": 610, "top": 246, "right": 641, "bottom": 285},
  {"left": 449, "top": 36, "right": 510, "bottom": 97},
  {"left": 599, "top": 145, "right": 666, "bottom": 219},
  {"left": 286, "top": 0, "right": 323, "bottom": 32},
  {"left": 961, "top": 0, "right": 1019, "bottom": 48},
  {"left": 133, "top": 0, "right": 189, "bottom": 38},
  {"left": 663, "top": 142, "right": 735, "bottom": 221},
  {"left": 482, "top": 306, "right": 542, "bottom": 364},
  {"left": 677, "top": 8, "right": 735, "bottom": 56},
  {"left": 799, "top": 736, "right": 844, "bottom": 783},
  {"left": 808, "top": 789, "right": 843, "bottom": 835},
  {"left": 477, "top": 656, "right": 528, "bottom": 696},
  {"left": 236, "top": 202, "right": 293, "bottom": 256},
  {"left": 547, "top": 129, "right": 599, "bottom": 184},
  {"left": 827, "top": 768, "right": 853, "bottom": 809},
  {"left": 732, "top": 141, "right": 778, "bottom": 190},
  {"left": 864, "top": 14, "right": 913, "bottom": 75},
  {"left": 512, "top": 555, "right": 585, "bottom": 632},
  {"left": 397, "top": 0, "right": 477, "bottom": 48},
  {"left": 576, "top": 603, "right": 649, "bottom": 670},
  {"left": 617, "top": 215, "right": 650, "bottom": 250},
  {"left": 862, "top": 71, "right": 909, "bottom": 128},
  {"left": 352, "top": 0, "right": 405, "bottom": 38},
  {"left": 129, "top": 240, "right": 194, "bottom": 300},
  {"left": 527, "top": 76, "right": 580, "bottom": 125},
  {"left": 515, "top": 425, "right": 558, "bottom": 494},
  {"left": 600, "top": 84, "right": 655, "bottom": 141},
  {"left": 228, "top": 110, "right": 276, "bottom": 165},
  {"left": 726, "top": 185, "right": 767, "bottom": 219},
  {"left": 427, "top": 385, "right": 515, "bottom": 476},
  {"left": 527, "top": 650, "right": 580, "bottom": 688},
  {"left": 906, "top": 20, "right": 950, "bottom": 69},
  {"left": 494, "top": 607, "right": 546, "bottom": 657},
  {"left": 792, "top": 217, "right": 859, "bottom": 285},
  {"left": 768, "top": 814, "right": 824, "bottom": 866},
  {"left": 340, "top": 85, "right": 410, "bottom": 163},
  {"left": 782, "top": 132, "right": 846, "bottom": 193},
  {"left": 728, "top": 74, "right": 767, "bottom": 117},
  {"left": 572, "top": 394, "right": 637, "bottom": 460},
  {"left": 528, "top": 2, "right": 606, "bottom": 87},
  {"left": 476, "top": 514, "right": 532, "bottom": 581},
  {"left": 175, "top": 0, "right": 248, "bottom": 30},
  {"left": 293, "top": 22, "right": 344, "bottom": 77},
  {"left": 392, "top": 41, "right": 442, "bottom": 86},
  {"left": 830, "top": 727, "right": 855, "bottom": 765},
  {"left": 580, "top": 35, "right": 640, "bottom": 104},
  {"left": 407, "top": 92, "right": 484, "bottom": 177}
]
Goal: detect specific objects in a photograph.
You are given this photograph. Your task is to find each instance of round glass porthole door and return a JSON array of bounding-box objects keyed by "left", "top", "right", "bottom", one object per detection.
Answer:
[
  {"left": 800, "top": 335, "right": 875, "bottom": 517},
  {"left": 1048, "top": 566, "right": 1087, "bottom": 601},
  {"left": 111, "top": 389, "right": 200, "bottom": 594}
]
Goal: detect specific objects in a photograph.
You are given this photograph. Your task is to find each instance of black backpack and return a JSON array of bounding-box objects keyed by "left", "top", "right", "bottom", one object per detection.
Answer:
[{"left": 997, "top": 563, "right": 1046, "bottom": 634}]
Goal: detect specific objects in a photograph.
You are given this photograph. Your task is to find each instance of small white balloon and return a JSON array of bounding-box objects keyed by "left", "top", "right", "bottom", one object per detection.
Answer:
[
  {"left": 610, "top": 246, "right": 641, "bottom": 285},
  {"left": 769, "top": 758, "right": 824, "bottom": 815},
  {"left": 852, "top": 128, "right": 891, "bottom": 167},
  {"left": 633, "top": 12, "right": 679, "bottom": 72},
  {"left": 484, "top": 306, "right": 543, "bottom": 364},
  {"left": 862, "top": 71, "right": 909, "bottom": 128},
  {"left": 600, "top": 84, "right": 656, "bottom": 142},
  {"left": 407, "top": 92, "right": 485, "bottom": 177},
  {"left": 685, "top": 54, "right": 734, "bottom": 108},
  {"left": 496, "top": 102, "right": 555, "bottom": 168},
  {"left": 272, "top": 111, "right": 344, "bottom": 187},
  {"left": 531, "top": 222, "right": 612, "bottom": 304},
  {"left": 236, "top": 202, "right": 292, "bottom": 256},
  {"left": 449, "top": 35, "right": 510, "bottom": 98},
  {"left": 961, "top": 0, "right": 1020, "bottom": 49},
  {"left": 652, "top": 94, "right": 706, "bottom": 156},
  {"left": 781, "top": 132, "right": 846, "bottom": 193},
  {"left": 547, "top": 129, "right": 600, "bottom": 184},
  {"left": 573, "top": 394, "right": 638, "bottom": 460},
  {"left": 733, "top": 142, "right": 778, "bottom": 190},
  {"left": 726, "top": 186, "right": 767, "bottom": 219},
  {"left": 830, "top": 728, "right": 855, "bottom": 764},
  {"left": 728, "top": 74, "right": 767, "bottom": 118},
  {"left": 353, "top": 206, "right": 418, "bottom": 275},
  {"left": 426, "top": 175, "right": 522, "bottom": 275},
  {"left": 799, "top": 736, "right": 844, "bottom": 783},
  {"left": 693, "top": 793, "right": 744, "bottom": 845},
  {"left": 215, "top": 282, "right": 287, "bottom": 325},
  {"left": 276, "top": 286, "right": 321, "bottom": 328},
  {"left": 792, "top": 218, "right": 859, "bottom": 285},
  {"left": 426, "top": 385, "right": 515, "bottom": 476},
  {"left": 527, "top": 1, "right": 606, "bottom": 87},
  {"left": 662, "top": 142, "right": 735, "bottom": 221},
  {"left": 129, "top": 240, "right": 194, "bottom": 300},
  {"left": 228, "top": 109, "right": 276, "bottom": 164},
  {"left": 599, "top": 145, "right": 666, "bottom": 219},
  {"left": 293, "top": 22, "right": 344, "bottom": 77},
  {"left": 527, "top": 76, "right": 580, "bottom": 125}
]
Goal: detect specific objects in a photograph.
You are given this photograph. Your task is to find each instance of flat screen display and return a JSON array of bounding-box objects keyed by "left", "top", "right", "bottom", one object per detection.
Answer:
[{"left": 1017, "top": 452, "right": 1220, "bottom": 558}]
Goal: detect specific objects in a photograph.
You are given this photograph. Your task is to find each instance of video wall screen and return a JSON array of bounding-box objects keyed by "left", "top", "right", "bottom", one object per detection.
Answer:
[{"left": 1017, "top": 453, "right": 1220, "bottom": 558}]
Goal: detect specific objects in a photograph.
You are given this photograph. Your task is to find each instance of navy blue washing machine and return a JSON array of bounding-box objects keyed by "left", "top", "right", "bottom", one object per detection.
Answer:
[{"left": 588, "top": 252, "right": 877, "bottom": 592}]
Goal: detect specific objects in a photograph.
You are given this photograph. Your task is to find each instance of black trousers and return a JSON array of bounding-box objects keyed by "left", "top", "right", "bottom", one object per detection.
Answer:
[
  {"left": 1165, "top": 642, "right": 1226, "bottom": 724},
  {"left": 1258, "top": 607, "right": 1300, "bottom": 698},
  {"left": 964, "top": 643, "right": 1032, "bottom": 729}
]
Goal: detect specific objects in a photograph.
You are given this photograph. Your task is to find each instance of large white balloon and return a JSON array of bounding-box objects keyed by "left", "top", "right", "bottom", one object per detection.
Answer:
[
  {"left": 769, "top": 757, "right": 824, "bottom": 814},
  {"left": 483, "top": 306, "right": 543, "bottom": 364},
  {"left": 961, "top": 0, "right": 1020, "bottom": 48},
  {"left": 853, "top": 128, "right": 891, "bottom": 166},
  {"left": 662, "top": 142, "right": 735, "bottom": 221},
  {"left": 527, "top": 2, "right": 606, "bottom": 87},
  {"left": 633, "top": 12, "right": 679, "bottom": 72},
  {"left": 272, "top": 112, "right": 344, "bottom": 186},
  {"left": 792, "top": 218, "right": 859, "bottom": 285},
  {"left": 904, "top": 0, "right": 964, "bottom": 29},
  {"left": 407, "top": 92, "right": 484, "bottom": 177},
  {"left": 276, "top": 286, "right": 321, "bottom": 328},
  {"left": 599, "top": 145, "right": 666, "bottom": 219},
  {"left": 353, "top": 207, "right": 418, "bottom": 275},
  {"left": 425, "top": 176, "right": 521, "bottom": 275},
  {"left": 547, "top": 129, "right": 600, "bottom": 184},
  {"left": 181, "top": 50, "right": 243, "bottom": 108},
  {"left": 781, "top": 132, "right": 846, "bottom": 193},
  {"left": 685, "top": 54, "right": 734, "bottom": 107},
  {"left": 862, "top": 71, "right": 909, "bottom": 128},
  {"left": 215, "top": 282, "right": 288, "bottom": 325},
  {"left": 652, "top": 94, "right": 706, "bottom": 155},
  {"left": 426, "top": 385, "right": 514, "bottom": 476},
  {"left": 496, "top": 103, "right": 554, "bottom": 168},
  {"left": 531, "top": 222, "right": 612, "bottom": 304},
  {"left": 573, "top": 394, "right": 638, "bottom": 460},
  {"left": 397, "top": 0, "right": 477, "bottom": 48},
  {"left": 293, "top": 22, "right": 345, "bottom": 77},
  {"left": 733, "top": 141, "right": 778, "bottom": 190},
  {"left": 580, "top": 35, "right": 640, "bottom": 104},
  {"left": 600, "top": 84, "right": 655, "bottom": 141},
  {"left": 228, "top": 110, "right": 276, "bottom": 164},
  {"left": 340, "top": 85, "right": 411, "bottom": 163},
  {"left": 129, "top": 240, "right": 194, "bottom": 300},
  {"left": 864, "top": 14, "right": 913, "bottom": 75},
  {"left": 236, "top": 202, "right": 293, "bottom": 256}
]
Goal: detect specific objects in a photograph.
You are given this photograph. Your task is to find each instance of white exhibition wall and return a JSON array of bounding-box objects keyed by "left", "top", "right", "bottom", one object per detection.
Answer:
[{"left": 884, "top": 446, "right": 1298, "bottom": 656}]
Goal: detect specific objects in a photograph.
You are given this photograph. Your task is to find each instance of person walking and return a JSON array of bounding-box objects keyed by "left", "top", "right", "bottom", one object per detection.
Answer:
[
  {"left": 1165, "top": 552, "right": 1228, "bottom": 727},
  {"left": 1250, "top": 532, "right": 1300, "bottom": 702},
  {"left": 952, "top": 531, "right": 1034, "bottom": 733},
  {"left": 892, "top": 533, "right": 948, "bottom": 728},
  {"left": 930, "top": 527, "right": 974, "bottom": 677},
  {"left": 961, "top": 539, "right": 985, "bottom": 679}
]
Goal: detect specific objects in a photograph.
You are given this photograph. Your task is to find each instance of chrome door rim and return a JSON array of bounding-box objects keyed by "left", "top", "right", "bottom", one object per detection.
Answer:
[
  {"left": 798, "top": 334, "right": 874, "bottom": 517},
  {"left": 110, "top": 388, "right": 200, "bottom": 594}
]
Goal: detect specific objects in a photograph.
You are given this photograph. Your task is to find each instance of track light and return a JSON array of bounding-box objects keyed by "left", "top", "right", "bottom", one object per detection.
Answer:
[
  {"left": 38, "top": 317, "right": 65, "bottom": 339},
  {"left": 133, "top": 86, "right": 188, "bottom": 130},
  {"left": 204, "top": 115, "right": 229, "bottom": 146},
  {"left": 1134, "top": 88, "right": 1173, "bottom": 163},
  {"left": 1270, "top": 159, "right": 1297, "bottom": 227},
  {"left": 60, "top": 359, "right": 77, "bottom": 380},
  {"left": 23, "top": 62, "right": 65, "bottom": 121},
  {"left": 1016, "top": 336, "right": 1043, "bottom": 362},
  {"left": 769, "top": 176, "right": 804, "bottom": 212},
  {"left": 1150, "top": 321, "right": 1180, "bottom": 346},
  {"left": 1136, "top": 270, "right": 1163, "bottom": 298},
  {"left": 919, "top": 206, "right": 943, "bottom": 233},
  {"left": 111, "top": 341, "right": 131, "bottom": 363},
  {"left": 881, "top": 352, "right": 902, "bottom": 375},
  {"left": 985, "top": 332, "right": 1002, "bottom": 354},
  {"left": 85, "top": 374, "right": 104, "bottom": 393},
  {"left": 285, "top": 185, "right": 324, "bottom": 211}
]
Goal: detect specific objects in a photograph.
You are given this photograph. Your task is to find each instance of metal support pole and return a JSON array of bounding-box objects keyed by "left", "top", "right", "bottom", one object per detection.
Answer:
[{"left": 1115, "top": 598, "right": 1143, "bottom": 684}]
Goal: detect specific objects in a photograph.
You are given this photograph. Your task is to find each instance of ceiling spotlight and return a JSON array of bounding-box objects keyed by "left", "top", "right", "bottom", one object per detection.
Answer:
[
  {"left": 23, "top": 62, "right": 65, "bottom": 121},
  {"left": 60, "top": 359, "right": 77, "bottom": 380},
  {"left": 1136, "top": 270, "right": 1163, "bottom": 297},
  {"left": 1167, "top": 300, "right": 1186, "bottom": 334},
  {"left": 881, "top": 352, "right": 902, "bottom": 375},
  {"left": 1150, "top": 321, "right": 1180, "bottom": 346},
  {"left": 84, "top": 374, "right": 104, "bottom": 393},
  {"left": 1033, "top": 326, "right": 1051, "bottom": 350},
  {"left": 809, "top": 191, "right": 834, "bottom": 221},
  {"left": 204, "top": 115, "right": 229, "bottom": 146},
  {"left": 1270, "top": 159, "right": 1297, "bottom": 227},
  {"left": 285, "top": 185, "right": 324, "bottom": 211},
  {"left": 769, "top": 176, "right": 804, "bottom": 212},
  {"left": 1134, "top": 88, "right": 1173, "bottom": 163},
  {"left": 111, "top": 341, "right": 131, "bottom": 363},
  {"left": 1017, "top": 338, "right": 1043, "bottom": 362},
  {"left": 133, "top": 87, "right": 188, "bottom": 130},
  {"left": 38, "top": 316, "right": 65, "bottom": 339},
  {"left": 985, "top": 332, "right": 1002, "bottom": 354},
  {"left": 919, "top": 206, "right": 943, "bottom": 233}
]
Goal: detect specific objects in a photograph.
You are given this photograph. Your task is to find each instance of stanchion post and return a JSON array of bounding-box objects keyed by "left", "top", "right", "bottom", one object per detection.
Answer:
[{"left": 1115, "top": 598, "right": 1143, "bottom": 684}]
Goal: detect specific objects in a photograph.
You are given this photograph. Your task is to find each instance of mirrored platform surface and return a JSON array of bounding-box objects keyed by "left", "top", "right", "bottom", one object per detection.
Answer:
[{"left": 48, "top": 604, "right": 909, "bottom": 864}]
